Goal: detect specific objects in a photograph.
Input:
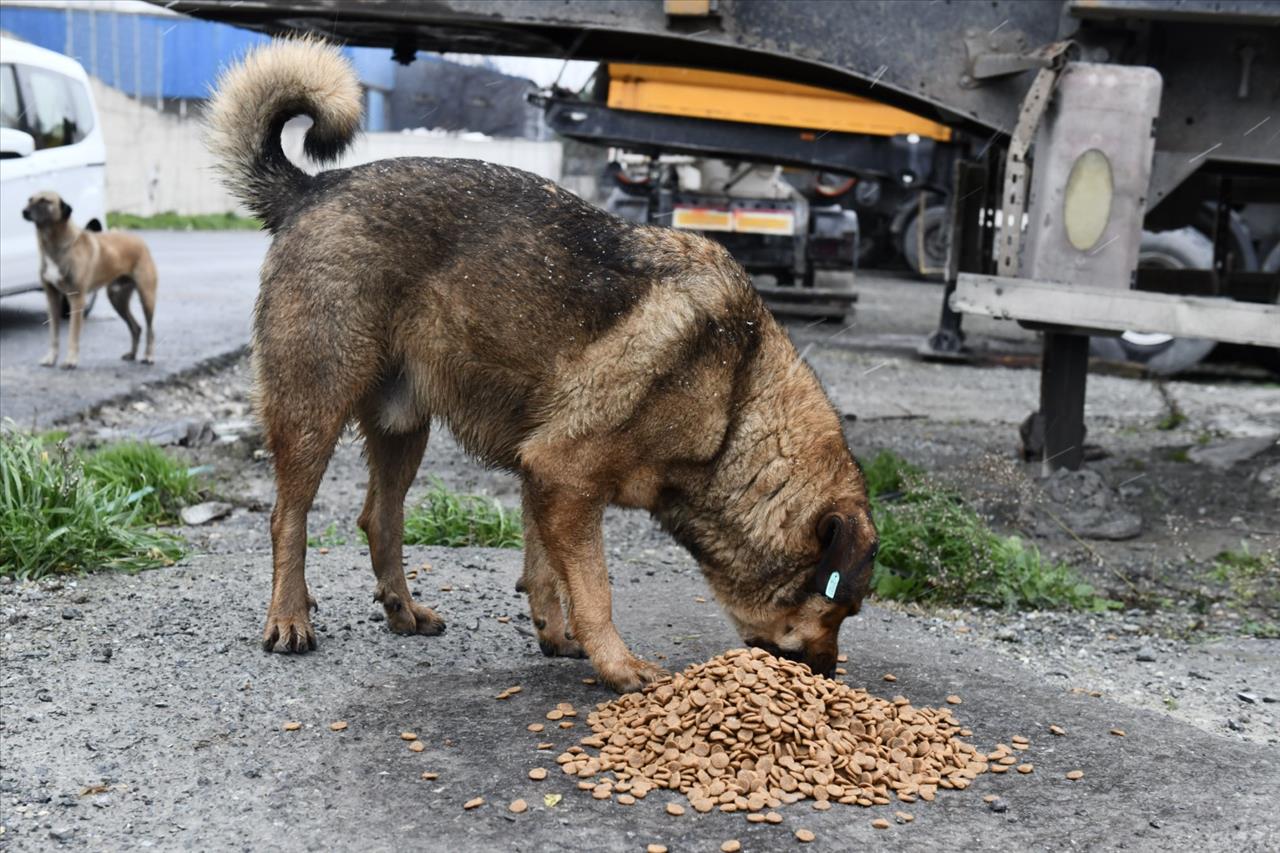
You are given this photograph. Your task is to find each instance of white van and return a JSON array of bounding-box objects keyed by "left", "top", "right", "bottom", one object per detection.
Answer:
[{"left": 0, "top": 36, "right": 106, "bottom": 302}]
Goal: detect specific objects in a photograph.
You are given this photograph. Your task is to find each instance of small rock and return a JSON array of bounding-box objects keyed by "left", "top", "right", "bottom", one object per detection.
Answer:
[
  {"left": 61, "top": 608, "right": 82, "bottom": 621},
  {"left": 49, "top": 826, "right": 74, "bottom": 841},
  {"left": 996, "top": 627, "right": 1020, "bottom": 643},
  {"left": 1136, "top": 647, "right": 1156, "bottom": 662},
  {"left": 1227, "top": 718, "right": 1244, "bottom": 732},
  {"left": 1237, "top": 692, "right": 1259, "bottom": 705},
  {"left": 180, "top": 501, "right": 233, "bottom": 526},
  {"left": 989, "top": 797, "right": 1008, "bottom": 813},
  {"left": 1187, "top": 435, "right": 1277, "bottom": 471}
]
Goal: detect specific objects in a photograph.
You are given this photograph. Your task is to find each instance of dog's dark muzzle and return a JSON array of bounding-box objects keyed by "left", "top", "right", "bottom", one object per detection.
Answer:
[{"left": 746, "top": 640, "right": 836, "bottom": 679}]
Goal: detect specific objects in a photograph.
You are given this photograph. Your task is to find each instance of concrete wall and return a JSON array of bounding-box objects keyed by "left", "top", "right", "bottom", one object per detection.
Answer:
[{"left": 91, "top": 80, "right": 565, "bottom": 216}]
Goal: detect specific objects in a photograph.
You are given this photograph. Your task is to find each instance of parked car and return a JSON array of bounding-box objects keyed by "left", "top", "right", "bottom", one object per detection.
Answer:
[{"left": 0, "top": 35, "right": 106, "bottom": 311}]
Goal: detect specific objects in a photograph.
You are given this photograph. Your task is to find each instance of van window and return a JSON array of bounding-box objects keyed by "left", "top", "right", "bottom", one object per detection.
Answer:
[
  {"left": 22, "top": 67, "right": 94, "bottom": 149},
  {"left": 0, "top": 65, "right": 21, "bottom": 131}
]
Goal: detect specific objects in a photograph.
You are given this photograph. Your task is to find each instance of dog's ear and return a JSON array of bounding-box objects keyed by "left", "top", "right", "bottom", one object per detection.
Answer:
[
  {"left": 59, "top": 199, "right": 72, "bottom": 221},
  {"left": 809, "top": 513, "right": 874, "bottom": 603}
]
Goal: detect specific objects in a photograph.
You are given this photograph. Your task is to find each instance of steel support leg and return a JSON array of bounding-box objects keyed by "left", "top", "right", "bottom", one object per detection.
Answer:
[{"left": 1039, "top": 331, "right": 1089, "bottom": 472}]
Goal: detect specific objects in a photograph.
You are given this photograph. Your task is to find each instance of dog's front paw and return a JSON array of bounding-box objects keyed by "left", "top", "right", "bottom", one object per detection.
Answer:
[
  {"left": 262, "top": 610, "right": 317, "bottom": 653},
  {"left": 59, "top": 360, "right": 78, "bottom": 370},
  {"left": 140, "top": 355, "right": 155, "bottom": 365},
  {"left": 596, "top": 656, "right": 667, "bottom": 694},
  {"left": 537, "top": 632, "right": 587, "bottom": 659},
  {"left": 121, "top": 352, "right": 136, "bottom": 361},
  {"left": 381, "top": 594, "right": 446, "bottom": 636},
  {"left": 39, "top": 352, "right": 57, "bottom": 367}
]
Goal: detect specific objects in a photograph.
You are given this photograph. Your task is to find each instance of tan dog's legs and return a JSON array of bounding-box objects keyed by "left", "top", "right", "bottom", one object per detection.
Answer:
[
  {"left": 261, "top": 409, "right": 345, "bottom": 653},
  {"left": 526, "top": 481, "right": 665, "bottom": 691},
  {"left": 355, "top": 416, "right": 445, "bottom": 636},
  {"left": 62, "top": 291, "right": 85, "bottom": 369},
  {"left": 136, "top": 261, "right": 157, "bottom": 364},
  {"left": 107, "top": 279, "right": 141, "bottom": 361},
  {"left": 519, "top": 484, "right": 584, "bottom": 658},
  {"left": 40, "top": 283, "right": 60, "bottom": 367}
]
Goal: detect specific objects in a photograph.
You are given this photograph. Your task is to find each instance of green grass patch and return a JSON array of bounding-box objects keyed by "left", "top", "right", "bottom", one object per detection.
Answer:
[
  {"left": 1209, "top": 543, "right": 1279, "bottom": 607},
  {"left": 1, "top": 430, "right": 184, "bottom": 579},
  {"left": 864, "top": 451, "right": 1113, "bottom": 611},
  {"left": 81, "top": 442, "right": 204, "bottom": 524},
  {"left": 107, "top": 211, "right": 262, "bottom": 231},
  {"left": 308, "top": 521, "right": 349, "bottom": 548},
  {"left": 403, "top": 479, "right": 522, "bottom": 549}
]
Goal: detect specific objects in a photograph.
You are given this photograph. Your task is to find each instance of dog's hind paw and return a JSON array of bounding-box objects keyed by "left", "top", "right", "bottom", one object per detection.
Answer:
[
  {"left": 383, "top": 596, "right": 446, "bottom": 637},
  {"left": 140, "top": 355, "right": 155, "bottom": 365},
  {"left": 262, "top": 612, "right": 317, "bottom": 653},
  {"left": 59, "top": 361, "right": 77, "bottom": 370},
  {"left": 39, "top": 353, "right": 56, "bottom": 367},
  {"left": 121, "top": 352, "right": 136, "bottom": 361},
  {"left": 538, "top": 635, "right": 587, "bottom": 659}
]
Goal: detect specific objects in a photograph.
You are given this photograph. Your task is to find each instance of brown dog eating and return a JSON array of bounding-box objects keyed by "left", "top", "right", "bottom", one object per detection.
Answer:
[
  {"left": 22, "top": 191, "right": 158, "bottom": 369},
  {"left": 207, "top": 39, "right": 877, "bottom": 691}
]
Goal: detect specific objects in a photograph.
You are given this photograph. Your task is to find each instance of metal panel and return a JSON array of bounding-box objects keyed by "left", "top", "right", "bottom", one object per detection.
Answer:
[
  {"left": 1021, "top": 63, "right": 1162, "bottom": 289},
  {"left": 952, "top": 273, "right": 1280, "bottom": 347}
]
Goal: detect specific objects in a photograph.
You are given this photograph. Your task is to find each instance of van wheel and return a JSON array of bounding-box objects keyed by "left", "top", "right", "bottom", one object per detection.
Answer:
[
  {"left": 60, "top": 290, "right": 97, "bottom": 318},
  {"left": 903, "top": 205, "right": 949, "bottom": 279},
  {"left": 1089, "top": 228, "right": 1217, "bottom": 375}
]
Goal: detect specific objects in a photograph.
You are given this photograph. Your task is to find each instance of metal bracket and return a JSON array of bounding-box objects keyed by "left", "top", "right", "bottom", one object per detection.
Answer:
[
  {"left": 994, "top": 40, "right": 1073, "bottom": 278},
  {"left": 963, "top": 33, "right": 1065, "bottom": 83}
]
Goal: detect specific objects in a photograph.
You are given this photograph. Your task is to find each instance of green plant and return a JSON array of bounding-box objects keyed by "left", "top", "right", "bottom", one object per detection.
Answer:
[
  {"left": 863, "top": 451, "right": 1113, "bottom": 611},
  {"left": 107, "top": 211, "right": 262, "bottom": 231},
  {"left": 0, "top": 429, "right": 183, "bottom": 579},
  {"left": 307, "top": 521, "right": 349, "bottom": 548},
  {"left": 403, "top": 479, "right": 522, "bottom": 548},
  {"left": 81, "top": 442, "right": 203, "bottom": 524},
  {"left": 1209, "top": 543, "right": 1279, "bottom": 606}
]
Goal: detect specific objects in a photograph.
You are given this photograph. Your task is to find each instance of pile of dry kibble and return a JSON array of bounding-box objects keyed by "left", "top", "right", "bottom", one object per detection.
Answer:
[{"left": 555, "top": 648, "right": 1017, "bottom": 818}]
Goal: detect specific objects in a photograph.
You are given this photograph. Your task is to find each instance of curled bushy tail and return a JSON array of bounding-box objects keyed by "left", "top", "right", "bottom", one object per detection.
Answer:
[{"left": 206, "top": 37, "right": 362, "bottom": 231}]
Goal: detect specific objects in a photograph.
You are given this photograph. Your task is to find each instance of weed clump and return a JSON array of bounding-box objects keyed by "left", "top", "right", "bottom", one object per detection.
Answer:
[
  {"left": 403, "top": 479, "right": 521, "bottom": 549},
  {"left": 864, "top": 451, "right": 1112, "bottom": 611},
  {"left": 82, "top": 442, "right": 203, "bottom": 524}
]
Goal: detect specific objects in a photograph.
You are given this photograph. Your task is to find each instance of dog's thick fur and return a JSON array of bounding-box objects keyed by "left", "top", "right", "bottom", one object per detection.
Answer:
[
  {"left": 22, "top": 191, "right": 158, "bottom": 369},
  {"left": 207, "top": 39, "right": 877, "bottom": 691}
]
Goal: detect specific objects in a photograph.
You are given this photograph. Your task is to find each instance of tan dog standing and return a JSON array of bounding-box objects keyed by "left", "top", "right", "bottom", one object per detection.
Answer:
[
  {"left": 22, "top": 191, "right": 158, "bottom": 369},
  {"left": 208, "top": 40, "right": 878, "bottom": 691}
]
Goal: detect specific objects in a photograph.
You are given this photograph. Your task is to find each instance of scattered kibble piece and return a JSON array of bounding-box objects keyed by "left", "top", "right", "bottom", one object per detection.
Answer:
[
  {"left": 536, "top": 742, "right": 554, "bottom": 750},
  {"left": 795, "top": 828, "right": 816, "bottom": 842},
  {"left": 895, "top": 811, "right": 914, "bottom": 823},
  {"left": 666, "top": 803, "right": 685, "bottom": 816},
  {"left": 812, "top": 800, "right": 831, "bottom": 811},
  {"left": 834, "top": 668, "right": 848, "bottom": 676},
  {"left": 329, "top": 721, "right": 348, "bottom": 732},
  {"left": 721, "top": 841, "right": 741, "bottom": 853},
  {"left": 529, "top": 768, "right": 548, "bottom": 780},
  {"left": 527, "top": 723, "right": 545, "bottom": 733},
  {"left": 497, "top": 615, "right": 511, "bottom": 623},
  {"left": 746, "top": 813, "right": 766, "bottom": 823},
  {"left": 983, "top": 794, "right": 999, "bottom": 803},
  {"left": 408, "top": 741, "right": 425, "bottom": 753},
  {"left": 582, "top": 677, "right": 597, "bottom": 685},
  {"left": 765, "top": 812, "right": 783, "bottom": 824},
  {"left": 282, "top": 721, "right": 301, "bottom": 732},
  {"left": 694, "top": 596, "right": 707, "bottom": 603},
  {"left": 837, "top": 654, "right": 848, "bottom": 663},
  {"left": 617, "top": 794, "right": 636, "bottom": 805},
  {"left": 440, "top": 585, "right": 453, "bottom": 592},
  {"left": 945, "top": 695, "right": 962, "bottom": 705},
  {"left": 1066, "top": 770, "right": 1084, "bottom": 781},
  {"left": 559, "top": 721, "right": 574, "bottom": 729},
  {"left": 546, "top": 709, "right": 564, "bottom": 721},
  {"left": 647, "top": 845, "right": 668, "bottom": 853},
  {"left": 1016, "top": 764, "right": 1034, "bottom": 774},
  {"left": 508, "top": 799, "right": 528, "bottom": 814},
  {"left": 1110, "top": 729, "right": 1126, "bottom": 737},
  {"left": 871, "top": 818, "right": 891, "bottom": 829},
  {"left": 883, "top": 673, "right": 897, "bottom": 682},
  {"left": 463, "top": 797, "right": 484, "bottom": 810},
  {"left": 400, "top": 732, "right": 418, "bottom": 741},
  {"left": 420, "top": 772, "right": 439, "bottom": 781},
  {"left": 1049, "top": 725, "right": 1066, "bottom": 736}
]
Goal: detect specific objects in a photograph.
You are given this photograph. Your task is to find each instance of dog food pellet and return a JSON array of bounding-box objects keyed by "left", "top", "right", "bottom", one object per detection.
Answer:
[
  {"left": 617, "top": 794, "right": 636, "bottom": 805},
  {"left": 1110, "top": 729, "right": 1126, "bottom": 737},
  {"left": 565, "top": 649, "right": 999, "bottom": 820},
  {"left": 883, "top": 673, "right": 897, "bottom": 682},
  {"left": 408, "top": 741, "right": 425, "bottom": 753},
  {"left": 871, "top": 818, "right": 891, "bottom": 829},
  {"left": 812, "top": 800, "right": 831, "bottom": 811},
  {"left": 765, "top": 812, "right": 783, "bottom": 824},
  {"left": 576, "top": 781, "right": 595, "bottom": 791},
  {"left": 666, "top": 803, "right": 685, "bottom": 816},
  {"left": 647, "top": 845, "right": 668, "bottom": 853},
  {"left": 694, "top": 596, "right": 707, "bottom": 603},
  {"left": 529, "top": 768, "right": 548, "bottom": 781},
  {"left": 1066, "top": 770, "right": 1084, "bottom": 781},
  {"left": 282, "top": 721, "right": 301, "bottom": 731},
  {"left": 795, "top": 829, "right": 816, "bottom": 842},
  {"left": 537, "top": 742, "right": 554, "bottom": 750},
  {"left": 508, "top": 799, "right": 528, "bottom": 814},
  {"left": 497, "top": 615, "right": 511, "bottom": 624},
  {"left": 983, "top": 794, "right": 999, "bottom": 803},
  {"left": 527, "top": 723, "right": 545, "bottom": 733},
  {"left": 546, "top": 710, "right": 564, "bottom": 721},
  {"left": 895, "top": 811, "right": 914, "bottom": 823},
  {"left": 990, "top": 764, "right": 1008, "bottom": 774},
  {"left": 946, "top": 695, "right": 962, "bottom": 705},
  {"left": 421, "top": 772, "right": 439, "bottom": 781},
  {"left": 583, "top": 677, "right": 598, "bottom": 685},
  {"left": 834, "top": 668, "right": 847, "bottom": 676},
  {"left": 559, "top": 721, "right": 574, "bottom": 729},
  {"left": 1016, "top": 764, "right": 1033, "bottom": 774},
  {"left": 837, "top": 654, "right": 848, "bottom": 663},
  {"left": 463, "top": 797, "right": 484, "bottom": 810},
  {"left": 329, "top": 721, "right": 348, "bottom": 732},
  {"left": 400, "top": 732, "right": 418, "bottom": 741},
  {"left": 440, "top": 585, "right": 453, "bottom": 592},
  {"left": 1050, "top": 725, "right": 1066, "bottom": 736},
  {"left": 721, "top": 841, "right": 741, "bottom": 853},
  {"left": 746, "top": 813, "right": 766, "bottom": 823}
]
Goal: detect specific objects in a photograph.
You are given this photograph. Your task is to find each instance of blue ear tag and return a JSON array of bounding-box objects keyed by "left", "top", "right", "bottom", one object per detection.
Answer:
[{"left": 824, "top": 572, "right": 841, "bottom": 599}]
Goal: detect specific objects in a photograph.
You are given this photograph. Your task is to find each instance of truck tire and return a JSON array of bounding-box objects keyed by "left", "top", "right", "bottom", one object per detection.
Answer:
[
  {"left": 1089, "top": 227, "right": 1217, "bottom": 375},
  {"left": 903, "top": 205, "right": 949, "bottom": 279}
]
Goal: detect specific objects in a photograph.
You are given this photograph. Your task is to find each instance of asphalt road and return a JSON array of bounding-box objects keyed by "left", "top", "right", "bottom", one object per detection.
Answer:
[
  {"left": 2, "top": 546, "right": 1276, "bottom": 851},
  {"left": 0, "top": 231, "right": 267, "bottom": 428}
]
